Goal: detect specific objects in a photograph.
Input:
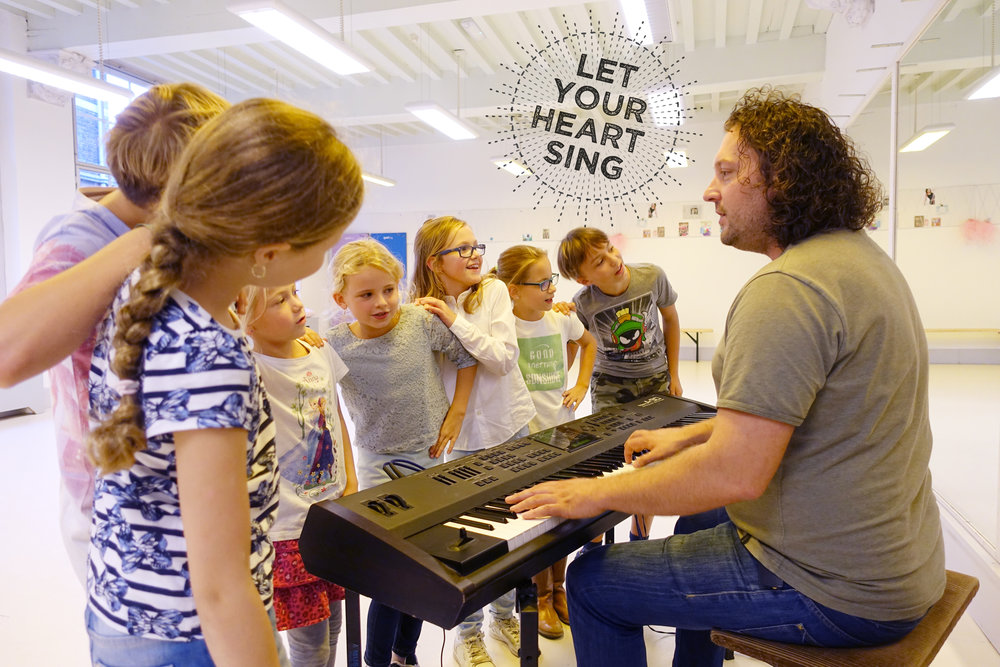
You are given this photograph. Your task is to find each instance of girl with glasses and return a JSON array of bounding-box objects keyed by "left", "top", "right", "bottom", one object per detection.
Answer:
[
  {"left": 411, "top": 216, "right": 536, "bottom": 667},
  {"left": 491, "top": 244, "right": 598, "bottom": 640}
]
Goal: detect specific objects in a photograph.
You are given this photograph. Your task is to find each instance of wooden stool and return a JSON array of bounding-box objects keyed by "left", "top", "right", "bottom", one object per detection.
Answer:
[{"left": 710, "top": 570, "right": 980, "bottom": 667}]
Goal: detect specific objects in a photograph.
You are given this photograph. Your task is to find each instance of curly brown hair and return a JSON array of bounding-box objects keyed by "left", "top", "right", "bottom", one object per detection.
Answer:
[{"left": 725, "top": 86, "right": 883, "bottom": 248}]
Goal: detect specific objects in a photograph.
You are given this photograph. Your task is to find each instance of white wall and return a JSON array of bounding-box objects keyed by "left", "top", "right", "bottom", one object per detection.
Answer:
[
  {"left": 0, "top": 8, "right": 76, "bottom": 413},
  {"left": 0, "top": 9, "right": 78, "bottom": 292}
]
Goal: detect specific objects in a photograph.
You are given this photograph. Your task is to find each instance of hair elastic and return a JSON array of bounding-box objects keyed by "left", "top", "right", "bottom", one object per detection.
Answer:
[{"left": 113, "top": 379, "right": 140, "bottom": 397}]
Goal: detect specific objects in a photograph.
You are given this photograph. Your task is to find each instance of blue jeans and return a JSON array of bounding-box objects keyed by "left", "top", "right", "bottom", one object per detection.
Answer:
[
  {"left": 86, "top": 605, "right": 290, "bottom": 666},
  {"left": 567, "top": 509, "right": 922, "bottom": 667},
  {"left": 287, "top": 600, "right": 342, "bottom": 667},
  {"left": 364, "top": 601, "right": 422, "bottom": 667}
]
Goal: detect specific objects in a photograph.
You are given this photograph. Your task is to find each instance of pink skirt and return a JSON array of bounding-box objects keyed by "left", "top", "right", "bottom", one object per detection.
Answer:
[{"left": 273, "top": 539, "right": 345, "bottom": 631}]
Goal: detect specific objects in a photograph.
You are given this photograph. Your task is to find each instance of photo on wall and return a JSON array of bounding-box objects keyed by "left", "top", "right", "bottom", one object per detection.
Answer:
[
  {"left": 700, "top": 221, "right": 712, "bottom": 237},
  {"left": 678, "top": 221, "right": 689, "bottom": 237},
  {"left": 914, "top": 215, "right": 925, "bottom": 228}
]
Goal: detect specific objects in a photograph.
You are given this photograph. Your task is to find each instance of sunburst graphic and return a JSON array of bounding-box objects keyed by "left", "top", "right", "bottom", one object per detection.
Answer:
[{"left": 490, "top": 12, "right": 700, "bottom": 224}]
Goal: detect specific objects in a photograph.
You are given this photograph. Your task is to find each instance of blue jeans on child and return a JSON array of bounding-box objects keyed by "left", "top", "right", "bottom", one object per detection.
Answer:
[
  {"left": 363, "top": 601, "right": 422, "bottom": 667},
  {"left": 287, "top": 600, "right": 342, "bottom": 667},
  {"left": 567, "top": 508, "right": 922, "bottom": 667},
  {"left": 86, "top": 605, "right": 290, "bottom": 666}
]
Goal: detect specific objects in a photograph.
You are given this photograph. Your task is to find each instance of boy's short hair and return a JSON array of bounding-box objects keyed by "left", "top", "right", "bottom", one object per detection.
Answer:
[
  {"left": 106, "top": 82, "right": 229, "bottom": 209},
  {"left": 557, "top": 227, "right": 609, "bottom": 281}
]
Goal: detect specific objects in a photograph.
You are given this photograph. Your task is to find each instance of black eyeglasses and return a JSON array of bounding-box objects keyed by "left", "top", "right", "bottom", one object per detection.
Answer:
[
  {"left": 436, "top": 243, "right": 486, "bottom": 258},
  {"left": 516, "top": 274, "right": 559, "bottom": 291}
]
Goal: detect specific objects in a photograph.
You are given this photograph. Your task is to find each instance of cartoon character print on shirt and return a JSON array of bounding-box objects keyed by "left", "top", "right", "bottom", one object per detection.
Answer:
[
  {"left": 591, "top": 293, "right": 658, "bottom": 364},
  {"left": 277, "top": 371, "right": 339, "bottom": 499}
]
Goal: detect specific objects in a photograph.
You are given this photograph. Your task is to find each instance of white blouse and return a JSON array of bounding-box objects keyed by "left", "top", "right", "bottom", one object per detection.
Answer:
[{"left": 440, "top": 278, "right": 535, "bottom": 451}]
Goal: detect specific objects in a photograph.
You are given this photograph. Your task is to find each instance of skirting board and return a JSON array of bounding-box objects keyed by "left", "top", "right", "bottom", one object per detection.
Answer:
[{"left": 938, "top": 493, "right": 1000, "bottom": 653}]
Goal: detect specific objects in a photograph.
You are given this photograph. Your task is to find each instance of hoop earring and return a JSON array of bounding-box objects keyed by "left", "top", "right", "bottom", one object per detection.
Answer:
[{"left": 251, "top": 263, "right": 266, "bottom": 280}]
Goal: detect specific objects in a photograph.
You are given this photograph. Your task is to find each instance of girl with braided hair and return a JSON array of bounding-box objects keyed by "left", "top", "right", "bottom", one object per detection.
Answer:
[{"left": 85, "top": 98, "right": 363, "bottom": 667}]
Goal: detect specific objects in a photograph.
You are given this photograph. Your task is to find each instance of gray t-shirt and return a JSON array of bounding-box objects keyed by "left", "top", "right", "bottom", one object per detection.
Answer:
[
  {"left": 327, "top": 304, "right": 476, "bottom": 454},
  {"left": 713, "top": 229, "right": 945, "bottom": 621},
  {"left": 572, "top": 263, "right": 677, "bottom": 378}
]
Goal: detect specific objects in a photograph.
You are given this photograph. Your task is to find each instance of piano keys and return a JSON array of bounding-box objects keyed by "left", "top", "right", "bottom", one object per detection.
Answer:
[{"left": 299, "top": 393, "right": 716, "bottom": 629}]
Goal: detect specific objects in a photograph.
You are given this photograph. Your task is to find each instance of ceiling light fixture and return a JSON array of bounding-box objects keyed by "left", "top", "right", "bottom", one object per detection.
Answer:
[
  {"left": 459, "top": 18, "right": 486, "bottom": 42},
  {"left": 664, "top": 149, "right": 688, "bottom": 168},
  {"left": 899, "top": 123, "right": 955, "bottom": 152},
  {"left": 228, "top": 1, "right": 370, "bottom": 76},
  {"left": 362, "top": 172, "right": 396, "bottom": 187},
  {"left": 967, "top": 68, "right": 1000, "bottom": 100},
  {"left": 0, "top": 47, "right": 133, "bottom": 104},
  {"left": 405, "top": 102, "right": 479, "bottom": 140},
  {"left": 619, "top": 0, "right": 673, "bottom": 45},
  {"left": 492, "top": 157, "right": 531, "bottom": 176}
]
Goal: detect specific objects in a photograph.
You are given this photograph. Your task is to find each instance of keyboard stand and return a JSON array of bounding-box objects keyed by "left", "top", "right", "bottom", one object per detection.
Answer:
[
  {"left": 515, "top": 580, "right": 540, "bottom": 666},
  {"left": 345, "top": 589, "right": 362, "bottom": 667}
]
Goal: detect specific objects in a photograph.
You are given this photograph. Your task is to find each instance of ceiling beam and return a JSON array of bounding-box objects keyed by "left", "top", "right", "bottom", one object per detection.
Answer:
[
  {"left": 714, "top": 0, "right": 727, "bottom": 48},
  {"left": 746, "top": 0, "right": 763, "bottom": 45}
]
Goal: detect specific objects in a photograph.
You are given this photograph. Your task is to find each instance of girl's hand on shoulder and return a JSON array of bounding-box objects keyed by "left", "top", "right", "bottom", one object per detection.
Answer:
[
  {"left": 562, "top": 385, "right": 587, "bottom": 411},
  {"left": 413, "top": 296, "right": 457, "bottom": 328},
  {"left": 299, "top": 327, "right": 325, "bottom": 348},
  {"left": 551, "top": 301, "right": 576, "bottom": 316}
]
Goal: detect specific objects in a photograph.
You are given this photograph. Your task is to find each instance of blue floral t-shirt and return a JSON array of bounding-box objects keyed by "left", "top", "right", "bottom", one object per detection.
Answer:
[{"left": 87, "top": 286, "right": 278, "bottom": 641}]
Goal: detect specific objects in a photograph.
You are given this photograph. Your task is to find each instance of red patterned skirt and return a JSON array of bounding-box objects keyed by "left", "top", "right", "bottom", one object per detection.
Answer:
[{"left": 273, "top": 539, "right": 345, "bottom": 631}]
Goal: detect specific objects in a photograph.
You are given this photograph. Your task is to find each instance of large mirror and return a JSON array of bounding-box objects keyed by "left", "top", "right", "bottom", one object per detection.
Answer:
[{"left": 853, "top": 0, "right": 1000, "bottom": 559}]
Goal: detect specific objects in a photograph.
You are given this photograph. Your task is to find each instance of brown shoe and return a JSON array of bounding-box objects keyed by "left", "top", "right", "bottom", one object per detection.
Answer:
[
  {"left": 551, "top": 557, "right": 569, "bottom": 625},
  {"left": 533, "top": 567, "right": 564, "bottom": 639}
]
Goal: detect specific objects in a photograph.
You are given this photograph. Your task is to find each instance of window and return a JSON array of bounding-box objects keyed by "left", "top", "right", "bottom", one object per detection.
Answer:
[{"left": 73, "top": 69, "right": 150, "bottom": 188}]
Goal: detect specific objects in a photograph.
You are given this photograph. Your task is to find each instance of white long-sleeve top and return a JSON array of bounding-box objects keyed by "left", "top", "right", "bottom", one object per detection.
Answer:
[{"left": 440, "top": 278, "right": 535, "bottom": 452}]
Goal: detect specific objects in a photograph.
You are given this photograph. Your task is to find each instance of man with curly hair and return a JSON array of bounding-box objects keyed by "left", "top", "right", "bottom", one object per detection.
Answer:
[{"left": 507, "top": 87, "right": 945, "bottom": 667}]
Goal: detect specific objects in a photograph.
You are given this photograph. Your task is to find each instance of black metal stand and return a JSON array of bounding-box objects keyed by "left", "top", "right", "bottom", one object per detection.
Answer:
[
  {"left": 514, "top": 581, "right": 540, "bottom": 667},
  {"left": 344, "top": 589, "right": 362, "bottom": 667}
]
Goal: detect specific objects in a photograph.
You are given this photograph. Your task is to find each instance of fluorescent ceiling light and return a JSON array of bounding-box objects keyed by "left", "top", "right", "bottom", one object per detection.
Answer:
[
  {"left": 619, "top": 0, "right": 673, "bottom": 45},
  {"left": 362, "top": 172, "right": 396, "bottom": 187},
  {"left": 665, "top": 149, "right": 687, "bottom": 168},
  {"left": 620, "top": 0, "right": 653, "bottom": 45},
  {"left": 647, "top": 88, "right": 684, "bottom": 127},
  {"left": 228, "top": 1, "right": 371, "bottom": 76},
  {"left": 967, "top": 68, "right": 1000, "bottom": 100},
  {"left": 899, "top": 123, "right": 955, "bottom": 152},
  {"left": 405, "top": 102, "right": 479, "bottom": 140},
  {"left": 492, "top": 157, "right": 532, "bottom": 176},
  {"left": 0, "top": 47, "right": 133, "bottom": 105}
]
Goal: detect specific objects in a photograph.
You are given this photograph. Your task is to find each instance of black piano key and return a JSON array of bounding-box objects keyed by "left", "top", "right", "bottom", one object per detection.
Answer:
[
  {"left": 451, "top": 516, "right": 495, "bottom": 531},
  {"left": 466, "top": 507, "right": 510, "bottom": 523}
]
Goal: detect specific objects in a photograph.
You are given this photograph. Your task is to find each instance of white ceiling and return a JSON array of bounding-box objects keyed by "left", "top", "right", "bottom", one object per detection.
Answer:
[{"left": 5, "top": 0, "right": 991, "bottom": 145}]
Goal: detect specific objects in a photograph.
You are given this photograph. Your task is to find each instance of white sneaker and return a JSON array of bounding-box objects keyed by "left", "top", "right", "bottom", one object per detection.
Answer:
[
  {"left": 453, "top": 632, "right": 495, "bottom": 667},
  {"left": 488, "top": 615, "right": 521, "bottom": 658}
]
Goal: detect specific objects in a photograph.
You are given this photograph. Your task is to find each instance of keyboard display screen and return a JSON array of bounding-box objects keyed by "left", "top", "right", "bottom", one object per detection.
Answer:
[{"left": 531, "top": 425, "right": 599, "bottom": 451}]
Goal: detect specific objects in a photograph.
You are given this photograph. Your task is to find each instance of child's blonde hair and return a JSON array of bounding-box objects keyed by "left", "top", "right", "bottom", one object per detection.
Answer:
[
  {"left": 490, "top": 245, "right": 548, "bottom": 287},
  {"left": 411, "top": 215, "right": 489, "bottom": 313},
  {"left": 89, "top": 98, "right": 364, "bottom": 474},
  {"left": 107, "top": 82, "right": 229, "bottom": 208},
  {"left": 557, "top": 227, "right": 610, "bottom": 281},
  {"left": 331, "top": 238, "right": 405, "bottom": 296},
  {"left": 237, "top": 285, "right": 272, "bottom": 333}
]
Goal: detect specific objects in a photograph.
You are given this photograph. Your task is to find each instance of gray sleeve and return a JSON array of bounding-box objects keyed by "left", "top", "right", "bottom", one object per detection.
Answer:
[
  {"left": 651, "top": 264, "right": 677, "bottom": 308},
  {"left": 426, "top": 312, "right": 477, "bottom": 369}
]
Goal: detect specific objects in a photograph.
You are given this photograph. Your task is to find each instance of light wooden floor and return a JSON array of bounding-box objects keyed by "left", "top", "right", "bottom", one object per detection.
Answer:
[{"left": 0, "top": 360, "right": 997, "bottom": 666}]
